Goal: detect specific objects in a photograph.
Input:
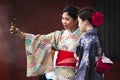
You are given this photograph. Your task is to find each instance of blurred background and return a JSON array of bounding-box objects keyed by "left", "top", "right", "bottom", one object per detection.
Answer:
[{"left": 0, "top": 0, "right": 120, "bottom": 80}]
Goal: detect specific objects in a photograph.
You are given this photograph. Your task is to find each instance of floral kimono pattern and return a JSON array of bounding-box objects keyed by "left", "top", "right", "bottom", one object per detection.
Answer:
[
  {"left": 25, "top": 28, "right": 82, "bottom": 80},
  {"left": 75, "top": 29, "right": 103, "bottom": 80}
]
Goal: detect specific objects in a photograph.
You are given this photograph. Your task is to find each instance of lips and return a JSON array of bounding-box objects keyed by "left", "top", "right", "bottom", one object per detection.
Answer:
[{"left": 63, "top": 25, "right": 68, "bottom": 27}]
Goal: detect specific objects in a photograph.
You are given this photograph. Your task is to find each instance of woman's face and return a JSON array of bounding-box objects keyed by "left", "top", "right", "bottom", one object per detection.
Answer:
[
  {"left": 61, "top": 12, "right": 77, "bottom": 30},
  {"left": 78, "top": 17, "right": 86, "bottom": 32}
]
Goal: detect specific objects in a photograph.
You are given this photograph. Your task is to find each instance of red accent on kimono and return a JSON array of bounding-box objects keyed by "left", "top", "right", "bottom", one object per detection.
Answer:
[{"left": 56, "top": 50, "right": 77, "bottom": 68}]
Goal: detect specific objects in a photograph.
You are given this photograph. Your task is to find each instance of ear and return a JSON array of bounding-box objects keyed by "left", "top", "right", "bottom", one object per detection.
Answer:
[{"left": 83, "top": 20, "right": 88, "bottom": 25}]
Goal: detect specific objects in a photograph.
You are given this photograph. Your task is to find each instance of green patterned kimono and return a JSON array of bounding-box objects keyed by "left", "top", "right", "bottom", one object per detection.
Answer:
[{"left": 25, "top": 28, "right": 82, "bottom": 80}]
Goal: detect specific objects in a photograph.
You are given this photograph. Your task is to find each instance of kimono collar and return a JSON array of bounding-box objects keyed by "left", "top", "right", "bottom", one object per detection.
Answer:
[
  {"left": 67, "top": 28, "right": 80, "bottom": 35},
  {"left": 63, "top": 28, "right": 81, "bottom": 38},
  {"left": 86, "top": 28, "right": 98, "bottom": 35}
]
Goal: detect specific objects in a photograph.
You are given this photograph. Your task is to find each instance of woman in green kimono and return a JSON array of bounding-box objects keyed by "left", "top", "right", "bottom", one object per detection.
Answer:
[{"left": 10, "top": 5, "right": 82, "bottom": 80}]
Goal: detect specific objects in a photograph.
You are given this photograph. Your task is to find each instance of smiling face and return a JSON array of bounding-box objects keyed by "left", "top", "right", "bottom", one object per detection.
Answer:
[{"left": 61, "top": 12, "right": 78, "bottom": 31}]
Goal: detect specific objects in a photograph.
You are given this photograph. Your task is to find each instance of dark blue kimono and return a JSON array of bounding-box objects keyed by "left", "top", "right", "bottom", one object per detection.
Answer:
[{"left": 75, "top": 29, "right": 103, "bottom": 80}]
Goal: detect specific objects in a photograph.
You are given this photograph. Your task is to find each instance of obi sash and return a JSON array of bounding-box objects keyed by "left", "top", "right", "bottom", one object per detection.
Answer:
[{"left": 56, "top": 50, "right": 77, "bottom": 68}]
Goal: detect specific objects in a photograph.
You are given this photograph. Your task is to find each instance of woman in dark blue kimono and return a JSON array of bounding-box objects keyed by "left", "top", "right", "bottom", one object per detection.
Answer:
[{"left": 75, "top": 7, "right": 104, "bottom": 80}]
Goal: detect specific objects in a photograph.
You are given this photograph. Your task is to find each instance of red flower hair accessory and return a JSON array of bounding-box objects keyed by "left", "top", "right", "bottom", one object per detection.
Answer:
[{"left": 92, "top": 12, "right": 104, "bottom": 27}]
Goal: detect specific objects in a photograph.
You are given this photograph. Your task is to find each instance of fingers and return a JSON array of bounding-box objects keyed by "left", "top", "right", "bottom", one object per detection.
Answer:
[
  {"left": 10, "top": 22, "right": 15, "bottom": 29},
  {"left": 9, "top": 27, "right": 16, "bottom": 34},
  {"left": 9, "top": 20, "right": 25, "bottom": 39},
  {"left": 9, "top": 23, "right": 19, "bottom": 35}
]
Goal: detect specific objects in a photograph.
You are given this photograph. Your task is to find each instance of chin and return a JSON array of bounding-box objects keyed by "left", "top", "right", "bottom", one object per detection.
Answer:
[{"left": 64, "top": 27, "right": 68, "bottom": 29}]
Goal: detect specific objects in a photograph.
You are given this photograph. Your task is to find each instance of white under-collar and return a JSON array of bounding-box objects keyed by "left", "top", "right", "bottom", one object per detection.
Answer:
[{"left": 66, "top": 28, "right": 79, "bottom": 35}]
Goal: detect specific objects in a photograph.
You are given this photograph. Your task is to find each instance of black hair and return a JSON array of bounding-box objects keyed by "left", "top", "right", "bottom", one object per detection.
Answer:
[
  {"left": 78, "top": 7, "right": 96, "bottom": 25},
  {"left": 62, "top": 5, "right": 80, "bottom": 20}
]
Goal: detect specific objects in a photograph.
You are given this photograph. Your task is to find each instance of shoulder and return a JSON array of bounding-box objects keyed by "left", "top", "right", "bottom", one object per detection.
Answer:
[
  {"left": 81, "top": 34, "right": 98, "bottom": 45},
  {"left": 54, "top": 30, "right": 65, "bottom": 35}
]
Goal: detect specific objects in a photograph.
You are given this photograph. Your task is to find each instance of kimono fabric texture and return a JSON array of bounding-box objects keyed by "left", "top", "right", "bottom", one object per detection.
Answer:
[
  {"left": 76, "top": 29, "right": 103, "bottom": 80},
  {"left": 25, "top": 28, "right": 82, "bottom": 80}
]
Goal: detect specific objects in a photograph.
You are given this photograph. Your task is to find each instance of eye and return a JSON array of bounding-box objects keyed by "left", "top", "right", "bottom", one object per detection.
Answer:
[{"left": 65, "top": 18, "right": 70, "bottom": 21}]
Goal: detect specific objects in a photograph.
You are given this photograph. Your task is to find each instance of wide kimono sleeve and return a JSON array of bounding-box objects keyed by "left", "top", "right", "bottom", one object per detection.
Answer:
[{"left": 24, "top": 31, "right": 61, "bottom": 77}]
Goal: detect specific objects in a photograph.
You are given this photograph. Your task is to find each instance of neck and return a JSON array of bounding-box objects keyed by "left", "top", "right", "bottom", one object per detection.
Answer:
[
  {"left": 70, "top": 26, "right": 78, "bottom": 33},
  {"left": 86, "top": 25, "right": 94, "bottom": 32}
]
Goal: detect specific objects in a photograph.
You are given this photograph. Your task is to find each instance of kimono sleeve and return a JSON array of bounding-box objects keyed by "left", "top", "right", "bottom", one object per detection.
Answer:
[{"left": 24, "top": 31, "right": 61, "bottom": 77}]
